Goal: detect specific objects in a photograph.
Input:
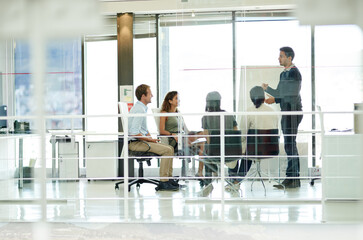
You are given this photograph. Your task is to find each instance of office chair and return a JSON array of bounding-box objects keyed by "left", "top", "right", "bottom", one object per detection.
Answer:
[
  {"left": 309, "top": 105, "right": 324, "bottom": 186},
  {"left": 114, "top": 140, "right": 160, "bottom": 191},
  {"left": 115, "top": 102, "right": 160, "bottom": 192},
  {"left": 246, "top": 129, "right": 280, "bottom": 195},
  {"left": 202, "top": 130, "right": 243, "bottom": 193}
]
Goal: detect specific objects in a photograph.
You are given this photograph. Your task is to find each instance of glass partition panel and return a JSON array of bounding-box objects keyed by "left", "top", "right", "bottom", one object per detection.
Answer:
[
  {"left": 133, "top": 15, "right": 157, "bottom": 137},
  {"left": 14, "top": 39, "right": 83, "bottom": 130},
  {"left": 315, "top": 24, "right": 363, "bottom": 131},
  {"left": 85, "top": 40, "right": 118, "bottom": 141},
  {"left": 2, "top": 7, "right": 362, "bottom": 226},
  {"left": 159, "top": 22, "right": 233, "bottom": 132},
  {"left": 236, "top": 20, "right": 312, "bottom": 130},
  {"left": 236, "top": 19, "right": 313, "bottom": 175}
]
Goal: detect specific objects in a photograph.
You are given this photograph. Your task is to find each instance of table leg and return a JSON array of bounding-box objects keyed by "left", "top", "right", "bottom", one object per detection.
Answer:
[
  {"left": 51, "top": 138, "right": 56, "bottom": 179},
  {"left": 18, "top": 138, "right": 23, "bottom": 189}
]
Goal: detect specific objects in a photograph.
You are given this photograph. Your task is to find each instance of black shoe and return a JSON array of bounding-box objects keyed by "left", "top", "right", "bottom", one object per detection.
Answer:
[
  {"left": 273, "top": 179, "right": 300, "bottom": 189},
  {"left": 273, "top": 179, "right": 289, "bottom": 189},
  {"left": 285, "top": 179, "right": 301, "bottom": 188},
  {"left": 281, "top": 179, "right": 291, "bottom": 185},
  {"left": 273, "top": 183, "right": 284, "bottom": 189},
  {"left": 169, "top": 179, "right": 187, "bottom": 189},
  {"left": 168, "top": 179, "right": 179, "bottom": 187},
  {"left": 157, "top": 181, "right": 178, "bottom": 191}
]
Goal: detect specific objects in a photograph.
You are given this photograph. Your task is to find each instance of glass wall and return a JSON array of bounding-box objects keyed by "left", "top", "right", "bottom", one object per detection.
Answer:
[
  {"left": 134, "top": 37, "right": 158, "bottom": 135},
  {"left": 159, "top": 13, "right": 233, "bottom": 131},
  {"left": 159, "top": 13, "right": 314, "bottom": 177},
  {"left": 1, "top": 8, "right": 362, "bottom": 224},
  {"left": 315, "top": 24, "right": 363, "bottom": 131},
  {"left": 85, "top": 40, "right": 118, "bottom": 141},
  {"left": 236, "top": 18, "right": 313, "bottom": 173},
  {"left": 84, "top": 17, "right": 118, "bottom": 141},
  {"left": 14, "top": 40, "right": 83, "bottom": 130},
  {"left": 12, "top": 39, "right": 83, "bottom": 168},
  {"left": 235, "top": 20, "right": 312, "bottom": 130}
]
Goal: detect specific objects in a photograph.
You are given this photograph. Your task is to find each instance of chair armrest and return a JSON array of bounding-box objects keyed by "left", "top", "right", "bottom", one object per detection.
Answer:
[
  {"left": 138, "top": 140, "right": 151, "bottom": 154},
  {"left": 128, "top": 140, "right": 162, "bottom": 159}
]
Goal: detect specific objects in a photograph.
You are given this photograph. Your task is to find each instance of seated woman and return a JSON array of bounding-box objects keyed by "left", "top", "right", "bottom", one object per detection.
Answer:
[
  {"left": 159, "top": 91, "right": 205, "bottom": 174},
  {"left": 228, "top": 86, "right": 279, "bottom": 191},
  {"left": 159, "top": 91, "right": 184, "bottom": 151}
]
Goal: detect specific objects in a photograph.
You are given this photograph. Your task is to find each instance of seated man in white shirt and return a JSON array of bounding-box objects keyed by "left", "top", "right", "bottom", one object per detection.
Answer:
[
  {"left": 226, "top": 86, "right": 279, "bottom": 191},
  {"left": 128, "top": 84, "right": 178, "bottom": 191}
]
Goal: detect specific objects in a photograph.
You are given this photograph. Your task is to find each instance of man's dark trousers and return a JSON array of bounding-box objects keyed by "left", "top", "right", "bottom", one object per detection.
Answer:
[{"left": 281, "top": 114, "right": 303, "bottom": 178}]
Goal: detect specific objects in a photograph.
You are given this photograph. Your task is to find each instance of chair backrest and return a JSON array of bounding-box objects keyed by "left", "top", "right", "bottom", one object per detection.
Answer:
[
  {"left": 118, "top": 102, "right": 129, "bottom": 128},
  {"left": 151, "top": 108, "right": 168, "bottom": 144},
  {"left": 316, "top": 105, "right": 325, "bottom": 135},
  {"left": 151, "top": 108, "right": 161, "bottom": 135},
  {"left": 118, "top": 102, "right": 158, "bottom": 159},
  {"left": 207, "top": 130, "right": 243, "bottom": 162},
  {"left": 152, "top": 108, "right": 188, "bottom": 134},
  {"left": 246, "top": 129, "right": 279, "bottom": 158}
]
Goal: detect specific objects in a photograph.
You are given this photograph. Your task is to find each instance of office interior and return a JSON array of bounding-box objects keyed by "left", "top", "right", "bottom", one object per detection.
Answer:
[{"left": 0, "top": 0, "right": 362, "bottom": 239}]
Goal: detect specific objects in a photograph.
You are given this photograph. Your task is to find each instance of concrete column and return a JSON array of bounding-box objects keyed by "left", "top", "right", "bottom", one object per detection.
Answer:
[{"left": 117, "top": 13, "right": 134, "bottom": 177}]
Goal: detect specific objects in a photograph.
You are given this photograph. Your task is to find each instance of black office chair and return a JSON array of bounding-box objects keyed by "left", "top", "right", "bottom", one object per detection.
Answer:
[
  {"left": 115, "top": 140, "right": 160, "bottom": 191},
  {"left": 116, "top": 102, "right": 161, "bottom": 191},
  {"left": 246, "top": 129, "right": 280, "bottom": 195},
  {"left": 202, "top": 130, "right": 243, "bottom": 187}
]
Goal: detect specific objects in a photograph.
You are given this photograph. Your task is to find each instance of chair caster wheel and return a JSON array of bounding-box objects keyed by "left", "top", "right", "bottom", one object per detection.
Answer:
[
  {"left": 136, "top": 183, "right": 140, "bottom": 188},
  {"left": 115, "top": 186, "right": 119, "bottom": 190},
  {"left": 155, "top": 187, "right": 159, "bottom": 191}
]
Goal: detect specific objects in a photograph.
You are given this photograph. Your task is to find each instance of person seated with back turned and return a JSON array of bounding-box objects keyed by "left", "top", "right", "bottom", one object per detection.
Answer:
[
  {"left": 201, "top": 91, "right": 238, "bottom": 190},
  {"left": 232, "top": 86, "right": 279, "bottom": 189},
  {"left": 128, "top": 84, "right": 178, "bottom": 191}
]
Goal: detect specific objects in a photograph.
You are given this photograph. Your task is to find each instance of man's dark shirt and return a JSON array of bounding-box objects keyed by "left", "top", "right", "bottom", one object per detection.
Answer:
[{"left": 266, "top": 65, "right": 302, "bottom": 111}]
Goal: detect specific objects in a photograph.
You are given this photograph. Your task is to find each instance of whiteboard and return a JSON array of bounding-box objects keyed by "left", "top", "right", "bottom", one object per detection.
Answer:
[{"left": 237, "top": 65, "right": 283, "bottom": 126}]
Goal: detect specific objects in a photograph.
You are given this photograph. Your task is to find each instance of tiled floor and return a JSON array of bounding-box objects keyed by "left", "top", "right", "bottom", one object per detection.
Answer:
[
  {"left": 0, "top": 222, "right": 362, "bottom": 240},
  {"left": 0, "top": 177, "right": 362, "bottom": 224}
]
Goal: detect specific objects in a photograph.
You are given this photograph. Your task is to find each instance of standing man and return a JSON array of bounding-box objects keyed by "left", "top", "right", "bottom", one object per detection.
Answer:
[
  {"left": 262, "top": 46, "right": 303, "bottom": 189},
  {"left": 128, "top": 84, "right": 178, "bottom": 191}
]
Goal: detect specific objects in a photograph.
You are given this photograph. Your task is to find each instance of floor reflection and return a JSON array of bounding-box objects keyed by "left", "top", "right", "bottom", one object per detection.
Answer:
[{"left": 0, "top": 179, "right": 361, "bottom": 223}]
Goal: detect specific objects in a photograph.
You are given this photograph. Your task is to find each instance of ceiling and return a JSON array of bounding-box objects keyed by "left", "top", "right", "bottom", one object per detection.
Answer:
[{"left": 99, "top": 0, "right": 296, "bottom": 15}]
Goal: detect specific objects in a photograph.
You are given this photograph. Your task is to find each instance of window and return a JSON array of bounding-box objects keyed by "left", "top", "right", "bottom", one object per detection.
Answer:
[
  {"left": 14, "top": 40, "right": 83, "bottom": 130},
  {"left": 315, "top": 24, "right": 363, "bottom": 131},
  {"left": 236, "top": 20, "right": 312, "bottom": 131},
  {"left": 85, "top": 40, "right": 118, "bottom": 141},
  {"left": 159, "top": 19, "right": 233, "bottom": 131}
]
